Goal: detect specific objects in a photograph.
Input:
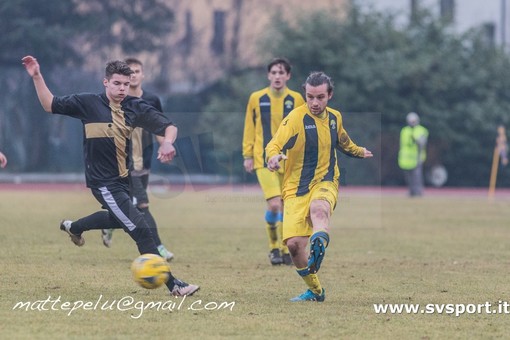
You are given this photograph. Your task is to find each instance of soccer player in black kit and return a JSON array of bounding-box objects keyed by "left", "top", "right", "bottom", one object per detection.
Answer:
[
  {"left": 100, "top": 57, "right": 175, "bottom": 262},
  {"left": 22, "top": 55, "right": 199, "bottom": 296}
]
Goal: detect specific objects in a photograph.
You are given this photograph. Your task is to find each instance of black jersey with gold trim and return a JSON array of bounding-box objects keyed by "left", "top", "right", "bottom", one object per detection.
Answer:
[{"left": 51, "top": 93, "right": 172, "bottom": 188}]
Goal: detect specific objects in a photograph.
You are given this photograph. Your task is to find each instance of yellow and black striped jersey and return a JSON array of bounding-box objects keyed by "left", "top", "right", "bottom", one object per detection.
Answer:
[
  {"left": 265, "top": 104, "right": 365, "bottom": 199},
  {"left": 131, "top": 90, "right": 163, "bottom": 172},
  {"left": 242, "top": 87, "right": 305, "bottom": 169}
]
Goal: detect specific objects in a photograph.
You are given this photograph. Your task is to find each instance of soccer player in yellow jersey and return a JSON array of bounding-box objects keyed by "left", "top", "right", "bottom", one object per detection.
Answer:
[
  {"left": 266, "top": 72, "right": 373, "bottom": 302},
  {"left": 242, "top": 58, "right": 305, "bottom": 265}
]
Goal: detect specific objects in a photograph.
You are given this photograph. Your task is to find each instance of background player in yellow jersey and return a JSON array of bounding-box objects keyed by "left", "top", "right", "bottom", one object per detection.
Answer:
[
  {"left": 242, "top": 58, "right": 305, "bottom": 265},
  {"left": 266, "top": 72, "right": 373, "bottom": 302}
]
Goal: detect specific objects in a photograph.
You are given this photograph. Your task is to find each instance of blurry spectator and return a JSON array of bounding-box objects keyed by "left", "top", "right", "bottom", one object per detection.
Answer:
[{"left": 398, "top": 112, "right": 429, "bottom": 197}]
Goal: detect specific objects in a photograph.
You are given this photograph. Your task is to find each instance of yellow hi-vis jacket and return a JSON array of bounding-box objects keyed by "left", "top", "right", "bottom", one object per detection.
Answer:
[{"left": 398, "top": 125, "right": 428, "bottom": 170}]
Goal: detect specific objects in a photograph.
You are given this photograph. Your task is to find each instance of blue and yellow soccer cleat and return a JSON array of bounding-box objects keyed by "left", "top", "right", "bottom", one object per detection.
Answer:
[
  {"left": 290, "top": 288, "right": 325, "bottom": 302},
  {"left": 307, "top": 232, "right": 329, "bottom": 274}
]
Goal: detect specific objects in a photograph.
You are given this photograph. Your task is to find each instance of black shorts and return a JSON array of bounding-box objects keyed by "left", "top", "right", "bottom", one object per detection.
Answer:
[{"left": 91, "top": 181, "right": 144, "bottom": 232}]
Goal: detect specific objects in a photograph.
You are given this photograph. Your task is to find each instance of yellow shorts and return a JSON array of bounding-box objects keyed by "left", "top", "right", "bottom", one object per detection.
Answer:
[
  {"left": 282, "top": 181, "right": 338, "bottom": 242},
  {"left": 256, "top": 167, "right": 283, "bottom": 200}
]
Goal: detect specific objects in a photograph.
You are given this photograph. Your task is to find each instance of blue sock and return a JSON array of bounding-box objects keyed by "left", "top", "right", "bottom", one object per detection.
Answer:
[
  {"left": 277, "top": 211, "right": 283, "bottom": 223},
  {"left": 265, "top": 210, "right": 278, "bottom": 224}
]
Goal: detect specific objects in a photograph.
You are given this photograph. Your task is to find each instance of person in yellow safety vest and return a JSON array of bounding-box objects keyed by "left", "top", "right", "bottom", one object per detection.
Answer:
[{"left": 398, "top": 112, "right": 429, "bottom": 197}]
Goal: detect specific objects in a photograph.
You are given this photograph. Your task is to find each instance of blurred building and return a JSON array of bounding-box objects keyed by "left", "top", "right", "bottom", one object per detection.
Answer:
[
  {"left": 361, "top": 0, "right": 508, "bottom": 48},
  {"left": 87, "top": 0, "right": 509, "bottom": 95},
  {"left": 141, "top": 0, "right": 348, "bottom": 94},
  {"left": 136, "top": 0, "right": 509, "bottom": 95}
]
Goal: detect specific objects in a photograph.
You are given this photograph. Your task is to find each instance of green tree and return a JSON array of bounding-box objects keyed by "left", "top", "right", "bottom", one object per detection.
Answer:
[
  {"left": 195, "top": 69, "right": 264, "bottom": 181},
  {"left": 0, "top": 0, "right": 174, "bottom": 171},
  {"left": 0, "top": 0, "right": 173, "bottom": 66},
  {"left": 264, "top": 6, "right": 510, "bottom": 186},
  {"left": 200, "top": 4, "right": 510, "bottom": 186}
]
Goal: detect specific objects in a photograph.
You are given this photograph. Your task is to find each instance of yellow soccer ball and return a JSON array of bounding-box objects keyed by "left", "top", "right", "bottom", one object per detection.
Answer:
[{"left": 131, "top": 253, "right": 170, "bottom": 289}]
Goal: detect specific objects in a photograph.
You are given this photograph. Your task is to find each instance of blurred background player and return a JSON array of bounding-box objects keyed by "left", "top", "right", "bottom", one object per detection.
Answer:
[
  {"left": 101, "top": 58, "right": 174, "bottom": 262},
  {"left": 22, "top": 55, "right": 198, "bottom": 296},
  {"left": 398, "top": 112, "right": 429, "bottom": 197},
  {"left": 242, "top": 58, "right": 305, "bottom": 265},
  {"left": 0, "top": 151, "right": 7, "bottom": 168},
  {"left": 266, "top": 71, "right": 373, "bottom": 302}
]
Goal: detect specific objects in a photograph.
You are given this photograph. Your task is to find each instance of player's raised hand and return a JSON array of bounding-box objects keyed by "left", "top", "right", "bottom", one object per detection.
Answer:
[
  {"left": 267, "top": 154, "right": 287, "bottom": 171},
  {"left": 157, "top": 141, "right": 176, "bottom": 164},
  {"left": 21, "top": 56, "right": 41, "bottom": 77}
]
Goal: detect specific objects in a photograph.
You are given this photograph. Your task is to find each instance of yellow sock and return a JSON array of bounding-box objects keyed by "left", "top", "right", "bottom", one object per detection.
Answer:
[
  {"left": 276, "top": 221, "right": 289, "bottom": 254},
  {"left": 297, "top": 267, "right": 322, "bottom": 295},
  {"left": 266, "top": 223, "right": 278, "bottom": 249}
]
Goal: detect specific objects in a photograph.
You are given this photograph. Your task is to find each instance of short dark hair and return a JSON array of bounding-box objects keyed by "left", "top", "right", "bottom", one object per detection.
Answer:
[
  {"left": 303, "top": 71, "right": 334, "bottom": 94},
  {"left": 124, "top": 57, "right": 143, "bottom": 68},
  {"left": 105, "top": 60, "right": 134, "bottom": 79},
  {"left": 267, "top": 57, "right": 291, "bottom": 73}
]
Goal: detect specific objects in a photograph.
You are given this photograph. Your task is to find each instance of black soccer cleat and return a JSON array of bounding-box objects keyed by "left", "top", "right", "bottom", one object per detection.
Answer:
[
  {"left": 282, "top": 253, "right": 293, "bottom": 266},
  {"left": 269, "top": 248, "right": 283, "bottom": 265}
]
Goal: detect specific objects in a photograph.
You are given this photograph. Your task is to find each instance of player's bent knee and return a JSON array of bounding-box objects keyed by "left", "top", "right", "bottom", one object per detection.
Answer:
[
  {"left": 310, "top": 201, "right": 330, "bottom": 219},
  {"left": 286, "top": 239, "right": 302, "bottom": 257},
  {"left": 311, "top": 209, "right": 328, "bottom": 221},
  {"left": 267, "top": 197, "right": 282, "bottom": 212}
]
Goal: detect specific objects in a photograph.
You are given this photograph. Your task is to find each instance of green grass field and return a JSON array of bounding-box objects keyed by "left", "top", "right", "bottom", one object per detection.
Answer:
[{"left": 1, "top": 185, "right": 509, "bottom": 339}]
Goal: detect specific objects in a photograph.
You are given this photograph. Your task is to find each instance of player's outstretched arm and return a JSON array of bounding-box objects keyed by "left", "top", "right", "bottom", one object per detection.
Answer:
[{"left": 21, "top": 56, "right": 54, "bottom": 112}]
